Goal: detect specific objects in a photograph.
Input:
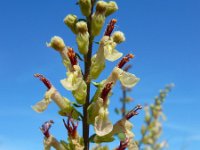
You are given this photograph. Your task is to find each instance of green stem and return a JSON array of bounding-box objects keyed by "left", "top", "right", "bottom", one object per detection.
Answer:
[{"left": 83, "top": 1, "right": 95, "bottom": 150}]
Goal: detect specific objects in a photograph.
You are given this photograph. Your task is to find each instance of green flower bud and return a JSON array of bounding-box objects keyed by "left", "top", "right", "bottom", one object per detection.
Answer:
[
  {"left": 64, "top": 14, "right": 78, "bottom": 34},
  {"left": 91, "top": 1, "right": 108, "bottom": 36},
  {"left": 47, "top": 36, "right": 65, "bottom": 51},
  {"left": 111, "top": 31, "right": 125, "bottom": 44},
  {"left": 76, "top": 21, "right": 89, "bottom": 54},
  {"left": 105, "top": 1, "right": 118, "bottom": 17},
  {"left": 79, "top": 0, "right": 91, "bottom": 17},
  {"left": 141, "top": 125, "right": 146, "bottom": 135},
  {"left": 96, "top": 1, "right": 107, "bottom": 14},
  {"left": 145, "top": 114, "right": 151, "bottom": 123},
  {"left": 76, "top": 21, "right": 88, "bottom": 33}
]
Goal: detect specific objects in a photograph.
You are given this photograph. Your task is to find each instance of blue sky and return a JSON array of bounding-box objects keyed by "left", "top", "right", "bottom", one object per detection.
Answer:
[{"left": 0, "top": 0, "right": 200, "bottom": 149}]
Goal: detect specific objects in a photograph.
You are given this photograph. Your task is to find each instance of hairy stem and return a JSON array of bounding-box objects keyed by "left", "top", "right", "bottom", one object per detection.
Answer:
[{"left": 83, "top": 0, "right": 95, "bottom": 149}]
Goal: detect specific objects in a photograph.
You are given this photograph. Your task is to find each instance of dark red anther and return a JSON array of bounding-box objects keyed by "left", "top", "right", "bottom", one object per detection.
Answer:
[
  {"left": 104, "top": 19, "right": 117, "bottom": 36},
  {"left": 41, "top": 120, "right": 54, "bottom": 138},
  {"left": 67, "top": 47, "right": 78, "bottom": 67},
  {"left": 125, "top": 104, "right": 142, "bottom": 120},
  {"left": 34, "top": 74, "right": 52, "bottom": 90},
  {"left": 117, "top": 54, "right": 134, "bottom": 69},
  {"left": 63, "top": 117, "right": 78, "bottom": 139},
  {"left": 101, "top": 82, "right": 113, "bottom": 104},
  {"left": 116, "top": 138, "right": 129, "bottom": 150}
]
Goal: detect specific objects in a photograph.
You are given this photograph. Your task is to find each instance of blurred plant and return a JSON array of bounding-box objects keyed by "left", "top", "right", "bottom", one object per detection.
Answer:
[
  {"left": 137, "top": 84, "right": 174, "bottom": 150},
  {"left": 31, "top": 0, "right": 142, "bottom": 150},
  {"left": 114, "top": 64, "right": 174, "bottom": 150}
]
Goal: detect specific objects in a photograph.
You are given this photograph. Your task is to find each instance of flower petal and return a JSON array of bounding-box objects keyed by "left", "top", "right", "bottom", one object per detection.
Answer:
[
  {"left": 118, "top": 69, "right": 140, "bottom": 88},
  {"left": 32, "top": 87, "right": 55, "bottom": 113},
  {"left": 72, "top": 80, "right": 87, "bottom": 104},
  {"left": 94, "top": 107, "right": 113, "bottom": 136},
  {"left": 61, "top": 65, "right": 83, "bottom": 91},
  {"left": 104, "top": 48, "right": 122, "bottom": 62}
]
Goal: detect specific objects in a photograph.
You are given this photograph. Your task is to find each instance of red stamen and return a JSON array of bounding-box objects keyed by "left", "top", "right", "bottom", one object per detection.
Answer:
[
  {"left": 41, "top": 120, "right": 54, "bottom": 138},
  {"left": 104, "top": 19, "right": 117, "bottom": 36},
  {"left": 67, "top": 47, "right": 78, "bottom": 67},
  {"left": 125, "top": 104, "right": 142, "bottom": 120},
  {"left": 63, "top": 117, "right": 78, "bottom": 139},
  {"left": 34, "top": 74, "right": 52, "bottom": 90},
  {"left": 117, "top": 54, "right": 134, "bottom": 69},
  {"left": 101, "top": 82, "right": 113, "bottom": 104},
  {"left": 116, "top": 138, "right": 129, "bottom": 150}
]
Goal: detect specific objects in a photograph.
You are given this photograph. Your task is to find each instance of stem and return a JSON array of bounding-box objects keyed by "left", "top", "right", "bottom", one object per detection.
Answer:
[
  {"left": 138, "top": 117, "right": 152, "bottom": 149},
  {"left": 83, "top": 1, "right": 95, "bottom": 150},
  {"left": 122, "top": 88, "right": 126, "bottom": 117}
]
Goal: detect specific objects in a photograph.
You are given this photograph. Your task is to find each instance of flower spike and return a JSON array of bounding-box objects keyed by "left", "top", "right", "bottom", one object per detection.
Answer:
[
  {"left": 104, "top": 19, "right": 117, "bottom": 36},
  {"left": 34, "top": 74, "right": 52, "bottom": 90},
  {"left": 117, "top": 54, "right": 134, "bottom": 69},
  {"left": 126, "top": 104, "right": 142, "bottom": 120}
]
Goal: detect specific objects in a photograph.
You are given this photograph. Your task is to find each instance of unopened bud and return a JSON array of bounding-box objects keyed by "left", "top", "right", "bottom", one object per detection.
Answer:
[
  {"left": 112, "top": 31, "right": 125, "bottom": 44},
  {"left": 105, "top": 1, "right": 118, "bottom": 17},
  {"left": 76, "top": 21, "right": 88, "bottom": 33},
  {"left": 64, "top": 14, "right": 78, "bottom": 34},
  {"left": 141, "top": 125, "right": 146, "bottom": 135},
  {"left": 76, "top": 21, "right": 89, "bottom": 54},
  {"left": 79, "top": 0, "right": 92, "bottom": 17},
  {"left": 47, "top": 36, "right": 65, "bottom": 51},
  {"left": 96, "top": 1, "right": 107, "bottom": 14},
  {"left": 145, "top": 114, "right": 151, "bottom": 123},
  {"left": 91, "top": 1, "right": 108, "bottom": 36}
]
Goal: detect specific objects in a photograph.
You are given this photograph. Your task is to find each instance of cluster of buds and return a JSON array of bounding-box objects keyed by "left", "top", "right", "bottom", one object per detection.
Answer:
[
  {"left": 138, "top": 84, "right": 174, "bottom": 150},
  {"left": 91, "top": 1, "right": 118, "bottom": 36}
]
